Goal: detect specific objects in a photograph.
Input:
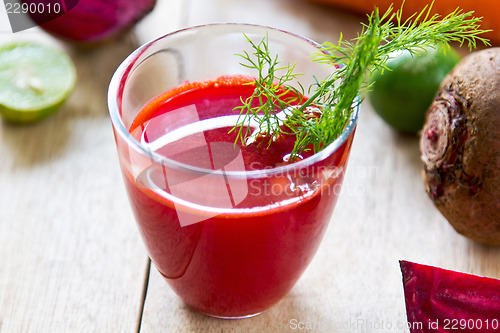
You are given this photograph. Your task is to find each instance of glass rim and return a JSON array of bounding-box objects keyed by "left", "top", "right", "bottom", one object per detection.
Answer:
[{"left": 107, "top": 23, "right": 360, "bottom": 179}]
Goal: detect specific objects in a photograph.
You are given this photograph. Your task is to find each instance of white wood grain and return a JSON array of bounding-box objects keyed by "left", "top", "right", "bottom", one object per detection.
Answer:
[
  {"left": 0, "top": 31, "right": 149, "bottom": 333},
  {"left": 0, "top": 0, "right": 192, "bottom": 331}
]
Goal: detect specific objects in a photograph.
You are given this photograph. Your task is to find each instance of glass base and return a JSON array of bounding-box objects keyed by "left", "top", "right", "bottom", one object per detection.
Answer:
[{"left": 197, "top": 309, "right": 263, "bottom": 320}]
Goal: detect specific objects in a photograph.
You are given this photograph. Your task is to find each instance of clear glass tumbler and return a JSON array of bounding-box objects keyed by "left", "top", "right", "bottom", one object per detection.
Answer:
[{"left": 108, "top": 23, "right": 359, "bottom": 318}]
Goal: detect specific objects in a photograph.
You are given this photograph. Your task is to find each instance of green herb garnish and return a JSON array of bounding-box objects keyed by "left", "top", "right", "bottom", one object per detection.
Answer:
[{"left": 231, "top": 3, "right": 489, "bottom": 159}]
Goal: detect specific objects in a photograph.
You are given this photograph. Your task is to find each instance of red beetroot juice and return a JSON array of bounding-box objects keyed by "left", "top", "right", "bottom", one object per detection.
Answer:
[{"left": 120, "top": 75, "right": 355, "bottom": 318}]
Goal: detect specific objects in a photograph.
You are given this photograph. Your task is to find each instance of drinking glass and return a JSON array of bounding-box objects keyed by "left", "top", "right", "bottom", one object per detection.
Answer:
[{"left": 108, "top": 23, "right": 359, "bottom": 318}]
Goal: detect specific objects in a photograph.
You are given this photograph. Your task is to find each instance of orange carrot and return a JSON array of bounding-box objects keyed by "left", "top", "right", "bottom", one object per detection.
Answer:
[{"left": 308, "top": 0, "right": 498, "bottom": 45}]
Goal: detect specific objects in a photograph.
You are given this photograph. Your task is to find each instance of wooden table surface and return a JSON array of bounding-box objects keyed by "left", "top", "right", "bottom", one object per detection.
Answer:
[{"left": 1, "top": 0, "right": 499, "bottom": 332}]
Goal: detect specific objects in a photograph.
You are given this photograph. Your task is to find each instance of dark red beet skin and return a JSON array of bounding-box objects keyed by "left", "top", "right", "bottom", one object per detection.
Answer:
[
  {"left": 26, "top": 0, "right": 156, "bottom": 43},
  {"left": 419, "top": 48, "right": 500, "bottom": 246},
  {"left": 400, "top": 260, "right": 500, "bottom": 333}
]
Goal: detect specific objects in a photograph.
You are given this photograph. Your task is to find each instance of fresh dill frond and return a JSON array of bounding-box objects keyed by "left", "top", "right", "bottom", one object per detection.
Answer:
[
  {"left": 232, "top": 3, "right": 490, "bottom": 159},
  {"left": 231, "top": 34, "right": 305, "bottom": 147}
]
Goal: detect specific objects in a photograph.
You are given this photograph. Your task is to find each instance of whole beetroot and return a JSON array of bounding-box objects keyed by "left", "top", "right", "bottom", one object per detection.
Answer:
[{"left": 420, "top": 48, "right": 500, "bottom": 246}]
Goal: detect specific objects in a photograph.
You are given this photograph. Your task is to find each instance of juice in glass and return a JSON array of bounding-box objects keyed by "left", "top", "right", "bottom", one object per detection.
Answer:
[{"left": 108, "top": 24, "right": 359, "bottom": 318}]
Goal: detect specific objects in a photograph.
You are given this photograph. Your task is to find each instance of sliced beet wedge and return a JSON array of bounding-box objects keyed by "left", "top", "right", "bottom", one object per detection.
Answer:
[{"left": 400, "top": 260, "right": 500, "bottom": 333}]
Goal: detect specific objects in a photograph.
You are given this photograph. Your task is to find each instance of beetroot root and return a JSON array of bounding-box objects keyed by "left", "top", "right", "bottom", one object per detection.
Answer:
[{"left": 420, "top": 48, "right": 500, "bottom": 246}]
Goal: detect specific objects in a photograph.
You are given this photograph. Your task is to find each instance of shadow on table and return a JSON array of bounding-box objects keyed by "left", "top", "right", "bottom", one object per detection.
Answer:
[{"left": 177, "top": 289, "right": 333, "bottom": 333}]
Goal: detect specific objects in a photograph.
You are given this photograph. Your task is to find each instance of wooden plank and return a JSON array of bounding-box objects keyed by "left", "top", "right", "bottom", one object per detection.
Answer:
[
  {"left": 0, "top": 29, "right": 148, "bottom": 333},
  {"left": 0, "top": 0, "right": 191, "bottom": 330},
  {"left": 138, "top": 0, "right": 500, "bottom": 332}
]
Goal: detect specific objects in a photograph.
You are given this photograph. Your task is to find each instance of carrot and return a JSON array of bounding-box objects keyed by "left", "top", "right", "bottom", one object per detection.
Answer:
[{"left": 308, "top": 0, "right": 499, "bottom": 45}]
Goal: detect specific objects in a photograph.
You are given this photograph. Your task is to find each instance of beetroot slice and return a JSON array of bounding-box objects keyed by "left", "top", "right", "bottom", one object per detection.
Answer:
[{"left": 400, "top": 260, "right": 500, "bottom": 333}]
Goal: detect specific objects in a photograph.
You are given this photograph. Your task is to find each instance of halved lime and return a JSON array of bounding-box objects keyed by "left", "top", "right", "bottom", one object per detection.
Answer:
[{"left": 0, "top": 42, "right": 76, "bottom": 124}]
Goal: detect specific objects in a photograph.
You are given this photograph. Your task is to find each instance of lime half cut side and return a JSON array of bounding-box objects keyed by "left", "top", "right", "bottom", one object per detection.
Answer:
[{"left": 0, "top": 42, "right": 76, "bottom": 124}]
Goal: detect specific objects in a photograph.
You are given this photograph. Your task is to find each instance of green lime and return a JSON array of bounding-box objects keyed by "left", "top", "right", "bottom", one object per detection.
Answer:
[
  {"left": 0, "top": 42, "right": 76, "bottom": 124},
  {"left": 368, "top": 44, "right": 460, "bottom": 133}
]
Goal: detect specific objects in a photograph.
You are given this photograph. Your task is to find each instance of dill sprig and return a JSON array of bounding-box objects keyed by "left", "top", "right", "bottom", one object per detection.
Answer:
[
  {"left": 233, "top": 35, "right": 305, "bottom": 145},
  {"left": 232, "top": 3, "right": 490, "bottom": 158}
]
